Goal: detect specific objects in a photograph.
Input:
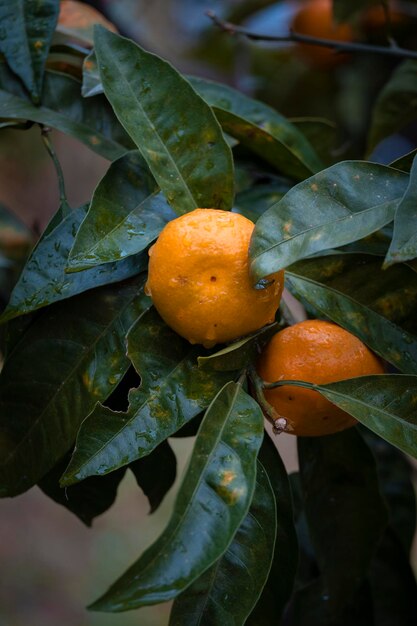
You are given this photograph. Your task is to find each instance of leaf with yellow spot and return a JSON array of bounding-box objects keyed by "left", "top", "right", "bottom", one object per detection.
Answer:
[{"left": 88, "top": 381, "right": 264, "bottom": 611}]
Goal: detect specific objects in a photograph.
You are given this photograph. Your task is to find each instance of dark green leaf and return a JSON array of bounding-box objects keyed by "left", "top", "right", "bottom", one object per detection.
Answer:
[
  {"left": 250, "top": 161, "right": 408, "bottom": 281},
  {"left": 1, "top": 204, "right": 148, "bottom": 322},
  {"left": 0, "top": 63, "right": 134, "bottom": 160},
  {"left": 385, "top": 154, "right": 417, "bottom": 266},
  {"left": 368, "top": 60, "right": 417, "bottom": 154},
  {"left": 286, "top": 254, "right": 417, "bottom": 374},
  {"left": 94, "top": 27, "right": 234, "bottom": 215},
  {"left": 297, "top": 429, "right": 387, "bottom": 620},
  {"left": 89, "top": 381, "right": 264, "bottom": 611},
  {"left": 246, "top": 435, "right": 298, "bottom": 626},
  {"left": 0, "top": 0, "right": 59, "bottom": 102},
  {"left": 293, "top": 375, "right": 417, "bottom": 460},
  {"left": 198, "top": 323, "right": 278, "bottom": 372},
  {"left": 390, "top": 148, "right": 417, "bottom": 173},
  {"left": 189, "top": 76, "right": 323, "bottom": 180},
  {"left": 369, "top": 528, "right": 417, "bottom": 626},
  {"left": 0, "top": 277, "right": 150, "bottom": 497},
  {"left": 61, "top": 308, "right": 234, "bottom": 485},
  {"left": 67, "top": 151, "right": 175, "bottom": 271},
  {"left": 333, "top": 0, "right": 377, "bottom": 22},
  {"left": 129, "top": 440, "right": 176, "bottom": 514},
  {"left": 289, "top": 116, "right": 337, "bottom": 166},
  {"left": 169, "top": 454, "right": 276, "bottom": 626},
  {"left": 233, "top": 180, "right": 292, "bottom": 222},
  {"left": 38, "top": 455, "right": 126, "bottom": 526}
]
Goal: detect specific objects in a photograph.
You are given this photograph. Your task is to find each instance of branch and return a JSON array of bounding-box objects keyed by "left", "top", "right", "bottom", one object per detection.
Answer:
[
  {"left": 40, "top": 126, "right": 71, "bottom": 218},
  {"left": 206, "top": 10, "right": 417, "bottom": 61}
]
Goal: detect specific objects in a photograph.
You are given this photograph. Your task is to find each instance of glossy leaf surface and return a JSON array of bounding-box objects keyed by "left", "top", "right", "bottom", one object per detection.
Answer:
[
  {"left": 385, "top": 154, "right": 417, "bottom": 266},
  {"left": 95, "top": 28, "right": 234, "bottom": 215},
  {"left": 189, "top": 76, "right": 323, "bottom": 180},
  {"left": 286, "top": 254, "right": 417, "bottom": 374},
  {"left": 0, "top": 0, "right": 59, "bottom": 102},
  {"left": 246, "top": 435, "right": 298, "bottom": 625},
  {"left": 68, "top": 151, "right": 175, "bottom": 270},
  {"left": 169, "top": 456, "right": 276, "bottom": 626},
  {"left": 0, "top": 63, "right": 134, "bottom": 160},
  {"left": 233, "top": 180, "right": 292, "bottom": 223},
  {"left": 297, "top": 429, "right": 387, "bottom": 619},
  {"left": 62, "top": 308, "right": 234, "bottom": 485},
  {"left": 90, "top": 381, "right": 264, "bottom": 611},
  {"left": 198, "top": 323, "right": 277, "bottom": 372},
  {"left": 0, "top": 278, "right": 150, "bottom": 497},
  {"left": 1, "top": 204, "right": 148, "bottom": 322},
  {"left": 250, "top": 161, "right": 408, "bottom": 281},
  {"left": 130, "top": 440, "right": 177, "bottom": 514},
  {"left": 368, "top": 60, "right": 417, "bottom": 153}
]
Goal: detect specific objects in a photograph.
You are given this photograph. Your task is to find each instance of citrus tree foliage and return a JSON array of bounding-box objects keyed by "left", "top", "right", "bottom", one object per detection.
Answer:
[{"left": 0, "top": 1, "right": 417, "bottom": 624}]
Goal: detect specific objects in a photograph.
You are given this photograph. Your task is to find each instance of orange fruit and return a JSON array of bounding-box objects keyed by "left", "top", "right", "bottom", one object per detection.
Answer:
[
  {"left": 145, "top": 209, "right": 284, "bottom": 348},
  {"left": 257, "top": 319, "right": 384, "bottom": 436},
  {"left": 57, "top": 0, "right": 117, "bottom": 45},
  {"left": 291, "top": 0, "right": 354, "bottom": 69},
  {"left": 362, "top": 1, "right": 407, "bottom": 32}
]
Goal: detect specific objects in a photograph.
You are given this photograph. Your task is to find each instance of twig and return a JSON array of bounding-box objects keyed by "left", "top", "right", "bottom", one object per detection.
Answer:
[
  {"left": 40, "top": 126, "right": 71, "bottom": 217},
  {"left": 206, "top": 10, "right": 417, "bottom": 60}
]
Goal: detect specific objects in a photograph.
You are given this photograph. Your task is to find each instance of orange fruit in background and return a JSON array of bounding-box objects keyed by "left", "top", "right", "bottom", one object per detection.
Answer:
[
  {"left": 362, "top": 0, "right": 407, "bottom": 31},
  {"left": 57, "top": 0, "right": 117, "bottom": 45},
  {"left": 145, "top": 209, "right": 284, "bottom": 348},
  {"left": 257, "top": 319, "right": 384, "bottom": 436},
  {"left": 291, "top": 0, "right": 354, "bottom": 68}
]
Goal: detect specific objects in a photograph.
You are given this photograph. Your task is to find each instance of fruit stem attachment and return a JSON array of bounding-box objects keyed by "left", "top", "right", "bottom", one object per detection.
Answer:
[
  {"left": 40, "top": 125, "right": 71, "bottom": 218},
  {"left": 206, "top": 10, "right": 417, "bottom": 60},
  {"left": 248, "top": 365, "right": 291, "bottom": 434}
]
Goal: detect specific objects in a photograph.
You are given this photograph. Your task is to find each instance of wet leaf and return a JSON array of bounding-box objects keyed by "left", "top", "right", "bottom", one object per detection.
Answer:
[
  {"left": 169, "top": 453, "right": 276, "bottom": 626},
  {"left": 0, "top": 0, "right": 59, "bottom": 102},
  {"left": 0, "top": 277, "right": 150, "bottom": 497},
  {"left": 1, "top": 204, "right": 148, "bottom": 322},
  {"left": 246, "top": 435, "right": 298, "bottom": 625},
  {"left": 67, "top": 151, "right": 175, "bottom": 271},
  {"left": 189, "top": 76, "right": 323, "bottom": 180},
  {"left": 94, "top": 27, "right": 234, "bottom": 215},
  {"left": 291, "top": 375, "right": 417, "bottom": 459},
  {"left": 38, "top": 455, "right": 126, "bottom": 526},
  {"left": 89, "top": 381, "right": 264, "bottom": 611},
  {"left": 296, "top": 429, "right": 387, "bottom": 620},
  {"left": 250, "top": 161, "right": 408, "bottom": 281},
  {"left": 130, "top": 440, "right": 176, "bottom": 514},
  {"left": 368, "top": 60, "right": 417, "bottom": 154},
  {"left": 61, "top": 308, "right": 234, "bottom": 485},
  {"left": 286, "top": 254, "right": 417, "bottom": 373},
  {"left": 0, "top": 63, "right": 134, "bottom": 160},
  {"left": 198, "top": 323, "right": 278, "bottom": 372},
  {"left": 385, "top": 154, "right": 417, "bottom": 266}
]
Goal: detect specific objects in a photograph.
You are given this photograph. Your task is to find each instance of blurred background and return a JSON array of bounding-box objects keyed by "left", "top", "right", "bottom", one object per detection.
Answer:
[{"left": 1, "top": 1, "right": 417, "bottom": 624}]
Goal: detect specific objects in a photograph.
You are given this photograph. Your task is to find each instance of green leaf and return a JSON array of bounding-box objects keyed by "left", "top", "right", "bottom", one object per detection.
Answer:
[
  {"left": 0, "top": 277, "right": 150, "bottom": 497},
  {"left": 0, "top": 202, "right": 32, "bottom": 261},
  {"left": 286, "top": 254, "right": 417, "bottom": 374},
  {"left": 297, "top": 429, "right": 387, "bottom": 620},
  {"left": 38, "top": 455, "right": 126, "bottom": 526},
  {"left": 390, "top": 148, "right": 417, "bottom": 173},
  {"left": 61, "top": 308, "right": 234, "bottom": 485},
  {"left": 198, "top": 323, "right": 278, "bottom": 372},
  {"left": 189, "top": 76, "right": 323, "bottom": 181},
  {"left": 0, "top": 0, "right": 59, "bottom": 102},
  {"left": 67, "top": 151, "right": 175, "bottom": 271},
  {"left": 129, "top": 440, "right": 176, "bottom": 514},
  {"left": 290, "top": 375, "right": 417, "bottom": 460},
  {"left": 385, "top": 154, "right": 417, "bottom": 266},
  {"left": 233, "top": 180, "right": 292, "bottom": 223},
  {"left": 169, "top": 450, "right": 276, "bottom": 626},
  {"left": 333, "top": 0, "right": 376, "bottom": 22},
  {"left": 0, "top": 63, "right": 134, "bottom": 160},
  {"left": 0, "top": 204, "right": 148, "bottom": 323},
  {"left": 368, "top": 60, "right": 417, "bottom": 154},
  {"left": 82, "top": 50, "right": 101, "bottom": 97},
  {"left": 289, "top": 116, "right": 337, "bottom": 166},
  {"left": 250, "top": 161, "right": 408, "bottom": 281},
  {"left": 94, "top": 27, "right": 234, "bottom": 215},
  {"left": 246, "top": 435, "right": 298, "bottom": 625},
  {"left": 89, "top": 381, "right": 264, "bottom": 611}
]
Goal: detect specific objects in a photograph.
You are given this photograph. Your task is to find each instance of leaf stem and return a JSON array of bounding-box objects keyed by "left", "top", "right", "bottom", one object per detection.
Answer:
[
  {"left": 206, "top": 10, "right": 417, "bottom": 60},
  {"left": 248, "top": 365, "right": 291, "bottom": 434},
  {"left": 40, "top": 125, "right": 71, "bottom": 217}
]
